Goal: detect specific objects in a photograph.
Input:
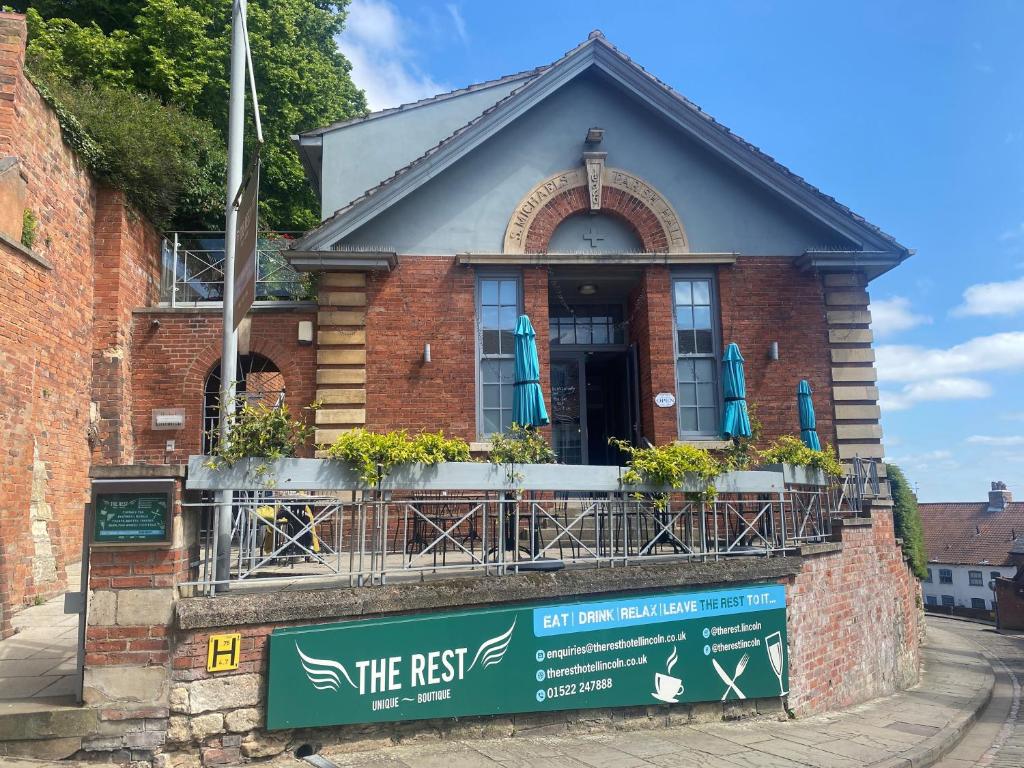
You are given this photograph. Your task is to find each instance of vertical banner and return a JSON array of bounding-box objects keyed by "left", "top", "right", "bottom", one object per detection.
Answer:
[
  {"left": 232, "top": 154, "right": 259, "bottom": 329},
  {"left": 266, "top": 584, "right": 788, "bottom": 730}
]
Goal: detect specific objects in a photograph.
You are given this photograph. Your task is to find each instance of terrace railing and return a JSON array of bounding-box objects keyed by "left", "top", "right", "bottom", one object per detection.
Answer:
[
  {"left": 159, "top": 231, "right": 313, "bottom": 307},
  {"left": 182, "top": 459, "right": 845, "bottom": 595}
]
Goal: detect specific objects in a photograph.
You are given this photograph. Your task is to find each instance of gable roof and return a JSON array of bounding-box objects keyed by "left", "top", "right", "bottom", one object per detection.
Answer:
[
  {"left": 918, "top": 501, "right": 1024, "bottom": 566},
  {"left": 292, "top": 31, "right": 911, "bottom": 265}
]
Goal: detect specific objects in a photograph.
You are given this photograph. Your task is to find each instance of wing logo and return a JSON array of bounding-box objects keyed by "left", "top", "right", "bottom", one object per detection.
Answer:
[
  {"left": 468, "top": 619, "right": 516, "bottom": 671},
  {"left": 295, "top": 643, "right": 357, "bottom": 692}
]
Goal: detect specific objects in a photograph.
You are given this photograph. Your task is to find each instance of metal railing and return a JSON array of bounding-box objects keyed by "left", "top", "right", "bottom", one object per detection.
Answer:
[
  {"left": 159, "top": 231, "right": 313, "bottom": 306},
  {"left": 181, "top": 481, "right": 842, "bottom": 595}
]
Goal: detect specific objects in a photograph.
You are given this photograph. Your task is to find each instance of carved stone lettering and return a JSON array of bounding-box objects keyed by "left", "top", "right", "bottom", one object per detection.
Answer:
[{"left": 502, "top": 166, "right": 688, "bottom": 254}]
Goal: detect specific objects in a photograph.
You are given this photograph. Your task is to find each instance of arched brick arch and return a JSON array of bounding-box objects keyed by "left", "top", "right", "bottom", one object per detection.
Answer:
[{"left": 503, "top": 167, "right": 688, "bottom": 254}]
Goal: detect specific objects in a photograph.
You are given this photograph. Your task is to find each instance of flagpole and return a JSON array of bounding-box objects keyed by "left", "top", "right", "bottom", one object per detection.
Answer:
[{"left": 215, "top": 0, "right": 247, "bottom": 591}]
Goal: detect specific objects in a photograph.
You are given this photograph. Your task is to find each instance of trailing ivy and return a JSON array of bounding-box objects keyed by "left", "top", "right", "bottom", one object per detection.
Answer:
[
  {"left": 24, "top": 68, "right": 106, "bottom": 171},
  {"left": 888, "top": 463, "right": 929, "bottom": 580},
  {"left": 758, "top": 435, "right": 844, "bottom": 477}
]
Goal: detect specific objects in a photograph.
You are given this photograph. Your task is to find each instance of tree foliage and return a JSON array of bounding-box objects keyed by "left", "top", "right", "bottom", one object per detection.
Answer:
[
  {"left": 888, "top": 463, "right": 929, "bottom": 580},
  {"left": 19, "top": 0, "right": 367, "bottom": 230}
]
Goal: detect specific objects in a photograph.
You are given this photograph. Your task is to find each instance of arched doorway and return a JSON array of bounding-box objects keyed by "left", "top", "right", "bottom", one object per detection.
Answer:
[{"left": 202, "top": 354, "right": 285, "bottom": 453}]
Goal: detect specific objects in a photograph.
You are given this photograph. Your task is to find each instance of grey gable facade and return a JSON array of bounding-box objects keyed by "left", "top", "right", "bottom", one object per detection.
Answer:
[{"left": 288, "top": 32, "right": 906, "bottom": 469}]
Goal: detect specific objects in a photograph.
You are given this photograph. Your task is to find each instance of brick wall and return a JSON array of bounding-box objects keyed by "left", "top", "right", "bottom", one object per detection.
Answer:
[
  {"left": 92, "top": 190, "right": 163, "bottom": 464},
  {"left": 364, "top": 259, "right": 552, "bottom": 441},
  {"left": 145, "top": 507, "right": 920, "bottom": 764},
  {"left": 786, "top": 506, "right": 922, "bottom": 714},
  {"left": 130, "top": 309, "right": 318, "bottom": 464},
  {"left": 0, "top": 12, "right": 163, "bottom": 637},
  {"left": 719, "top": 258, "right": 836, "bottom": 447}
]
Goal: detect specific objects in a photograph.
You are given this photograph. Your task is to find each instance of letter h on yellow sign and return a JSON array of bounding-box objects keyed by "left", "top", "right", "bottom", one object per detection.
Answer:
[{"left": 207, "top": 633, "right": 241, "bottom": 672}]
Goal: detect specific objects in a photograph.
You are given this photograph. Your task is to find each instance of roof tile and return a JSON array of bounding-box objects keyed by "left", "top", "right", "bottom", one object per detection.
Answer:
[{"left": 918, "top": 502, "right": 1024, "bottom": 566}]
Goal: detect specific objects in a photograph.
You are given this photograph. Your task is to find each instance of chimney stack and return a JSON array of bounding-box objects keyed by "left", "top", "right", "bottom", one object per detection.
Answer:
[{"left": 988, "top": 481, "right": 1012, "bottom": 513}]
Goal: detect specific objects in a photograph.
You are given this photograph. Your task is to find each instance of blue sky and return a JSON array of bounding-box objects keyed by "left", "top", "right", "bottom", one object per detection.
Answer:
[{"left": 336, "top": 1, "right": 1024, "bottom": 502}]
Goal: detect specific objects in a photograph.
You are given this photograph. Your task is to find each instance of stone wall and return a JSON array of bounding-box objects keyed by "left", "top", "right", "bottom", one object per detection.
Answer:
[
  {"left": 0, "top": 11, "right": 162, "bottom": 637},
  {"left": 129, "top": 308, "right": 318, "bottom": 464},
  {"left": 76, "top": 507, "right": 921, "bottom": 766}
]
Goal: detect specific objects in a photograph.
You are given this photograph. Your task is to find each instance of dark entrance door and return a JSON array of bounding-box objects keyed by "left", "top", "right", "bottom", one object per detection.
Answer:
[{"left": 551, "top": 351, "right": 633, "bottom": 465}]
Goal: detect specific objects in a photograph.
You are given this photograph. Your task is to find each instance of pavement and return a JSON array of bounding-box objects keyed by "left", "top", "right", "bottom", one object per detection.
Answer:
[
  {"left": 0, "top": 568, "right": 80, "bottom": 708},
  {"left": 0, "top": 616, "right": 1013, "bottom": 768}
]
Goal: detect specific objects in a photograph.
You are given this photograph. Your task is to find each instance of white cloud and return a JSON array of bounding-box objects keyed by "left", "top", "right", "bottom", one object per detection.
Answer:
[
  {"left": 966, "top": 435, "right": 1024, "bottom": 446},
  {"left": 886, "top": 448, "right": 959, "bottom": 471},
  {"left": 876, "top": 331, "right": 1024, "bottom": 382},
  {"left": 879, "top": 377, "right": 992, "bottom": 412},
  {"left": 338, "top": 0, "right": 450, "bottom": 110},
  {"left": 869, "top": 297, "right": 931, "bottom": 337},
  {"left": 446, "top": 4, "right": 468, "bottom": 44},
  {"left": 999, "top": 222, "right": 1024, "bottom": 242},
  {"left": 953, "top": 276, "right": 1024, "bottom": 317}
]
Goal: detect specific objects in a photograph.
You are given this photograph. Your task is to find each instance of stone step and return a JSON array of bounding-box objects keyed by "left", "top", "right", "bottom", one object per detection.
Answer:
[{"left": 0, "top": 698, "right": 97, "bottom": 760}]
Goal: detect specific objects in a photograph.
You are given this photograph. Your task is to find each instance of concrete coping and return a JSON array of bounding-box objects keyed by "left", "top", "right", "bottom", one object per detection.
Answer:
[
  {"left": 175, "top": 557, "right": 806, "bottom": 630},
  {"left": 90, "top": 464, "right": 188, "bottom": 479}
]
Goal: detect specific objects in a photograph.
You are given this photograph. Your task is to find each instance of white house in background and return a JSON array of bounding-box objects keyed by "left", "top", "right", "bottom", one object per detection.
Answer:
[{"left": 918, "top": 482, "right": 1022, "bottom": 611}]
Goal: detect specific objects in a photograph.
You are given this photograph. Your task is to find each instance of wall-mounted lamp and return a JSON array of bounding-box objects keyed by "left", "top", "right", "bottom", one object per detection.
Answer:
[
  {"left": 585, "top": 127, "right": 604, "bottom": 144},
  {"left": 768, "top": 341, "right": 779, "bottom": 361},
  {"left": 297, "top": 320, "right": 313, "bottom": 345},
  {"left": 423, "top": 343, "right": 432, "bottom": 364},
  {"left": 578, "top": 283, "right": 598, "bottom": 296}
]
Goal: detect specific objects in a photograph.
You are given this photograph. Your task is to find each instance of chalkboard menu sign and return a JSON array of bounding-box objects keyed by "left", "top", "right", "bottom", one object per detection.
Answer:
[{"left": 91, "top": 479, "right": 174, "bottom": 546}]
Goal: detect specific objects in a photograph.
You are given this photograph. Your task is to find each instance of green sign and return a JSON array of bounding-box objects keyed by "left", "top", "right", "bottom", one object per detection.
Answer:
[
  {"left": 94, "top": 492, "right": 169, "bottom": 543},
  {"left": 267, "top": 584, "right": 788, "bottom": 730}
]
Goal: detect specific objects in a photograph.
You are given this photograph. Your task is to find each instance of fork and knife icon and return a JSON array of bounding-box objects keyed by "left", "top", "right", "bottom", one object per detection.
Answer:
[{"left": 712, "top": 653, "right": 749, "bottom": 700}]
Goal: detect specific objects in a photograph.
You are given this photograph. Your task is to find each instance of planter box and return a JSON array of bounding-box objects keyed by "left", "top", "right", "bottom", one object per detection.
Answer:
[
  {"left": 756, "top": 463, "right": 829, "bottom": 487},
  {"left": 186, "top": 457, "right": 789, "bottom": 495}
]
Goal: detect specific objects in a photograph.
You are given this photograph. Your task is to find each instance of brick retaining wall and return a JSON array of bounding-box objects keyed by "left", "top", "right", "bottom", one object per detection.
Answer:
[
  {"left": 78, "top": 499, "right": 921, "bottom": 765},
  {"left": 0, "top": 11, "right": 162, "bottom": 637}
]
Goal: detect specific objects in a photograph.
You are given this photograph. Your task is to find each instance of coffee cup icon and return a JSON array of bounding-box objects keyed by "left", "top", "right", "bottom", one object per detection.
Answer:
[{"left": 652, "top": 672, "right": 684, "bottom": 703}]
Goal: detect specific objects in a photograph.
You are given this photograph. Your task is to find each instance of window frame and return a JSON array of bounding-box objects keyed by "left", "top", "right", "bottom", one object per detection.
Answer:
[
  {"left": 939, "top": 568, "right": 953, "bottom": 584},
  {"left": 475, "top": 270, "right": 523, "bottom": 439},
  {"left": 925, "top": 595, "right": 937, "bottom": 606},
  {"left": 971, "top": 598, "right": 987, "bottom": 610},
  {"left": 670, "top": 269, "right": 722, "bottom": 439},
  {"left": 968, "top": 570, "right": 983, "bottom": 587},
  {"left": 941, "top": 595, "right": 954, "bottom": 607},
  {"left": 925, "top": 568, "right": 932, "bottom": 583}
]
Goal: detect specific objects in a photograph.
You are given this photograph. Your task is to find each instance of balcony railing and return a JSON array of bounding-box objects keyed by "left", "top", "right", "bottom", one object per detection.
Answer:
[
  {"left": 159, "top": 231, "right": 314, "bottom": 307},
  {"left": 182, "top": 459, "right": 856, "bottom": 596}
]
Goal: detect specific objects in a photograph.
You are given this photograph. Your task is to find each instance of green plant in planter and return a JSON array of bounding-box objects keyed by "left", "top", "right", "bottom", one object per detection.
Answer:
[
  {"left": 722, "top": 402, "right": 763, "bottom": 470},
  {"left": 758, "top": 435, "right": 844, "bottom": 477},
  {"left": 411, "top": 430, "right": 472, "bottom": 463},
  {"left": 611, "top": 439, "right": 721, "bottom": 506},
  {"left": 488, "top": 424, "right": 556, "bottom": 486},
  {"left": 205, "top": 398, "right": 316, "bottom": 482},
  {"left": 326, "top": 429, "right": 471, "bottom": 487}
]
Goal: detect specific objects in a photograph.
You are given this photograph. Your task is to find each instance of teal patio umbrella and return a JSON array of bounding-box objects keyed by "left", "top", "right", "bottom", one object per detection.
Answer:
[
  {"left": 721, "top": 343, "right": 752, "bottom": 439},
  {"left": 798, "top": 380, "right": 822, "bottom": 450},
  {"left": 512, "top": 315, "right": 549, "bottom": 427}
]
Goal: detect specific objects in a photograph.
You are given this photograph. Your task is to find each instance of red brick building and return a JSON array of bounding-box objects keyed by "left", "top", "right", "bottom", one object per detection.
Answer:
[{"left": 1, "top": 19, "right": 908, "bottom": 639}]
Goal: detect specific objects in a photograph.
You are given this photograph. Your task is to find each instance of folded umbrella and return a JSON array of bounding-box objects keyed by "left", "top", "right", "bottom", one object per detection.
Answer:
[
  {"left": 798, "top": 379, "right": 821, "bottom": 450},
  {"left": 512, "top": 315, "right": 549, "bottom": 428},
  {"left": 721, "top": 343, "right": 752, "bottom": 439}
]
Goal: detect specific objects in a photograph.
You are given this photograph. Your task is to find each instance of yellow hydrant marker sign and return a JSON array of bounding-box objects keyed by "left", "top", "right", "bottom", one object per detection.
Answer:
[{"left": 207, "top": 633, "right": 241, "bottom": 672}]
